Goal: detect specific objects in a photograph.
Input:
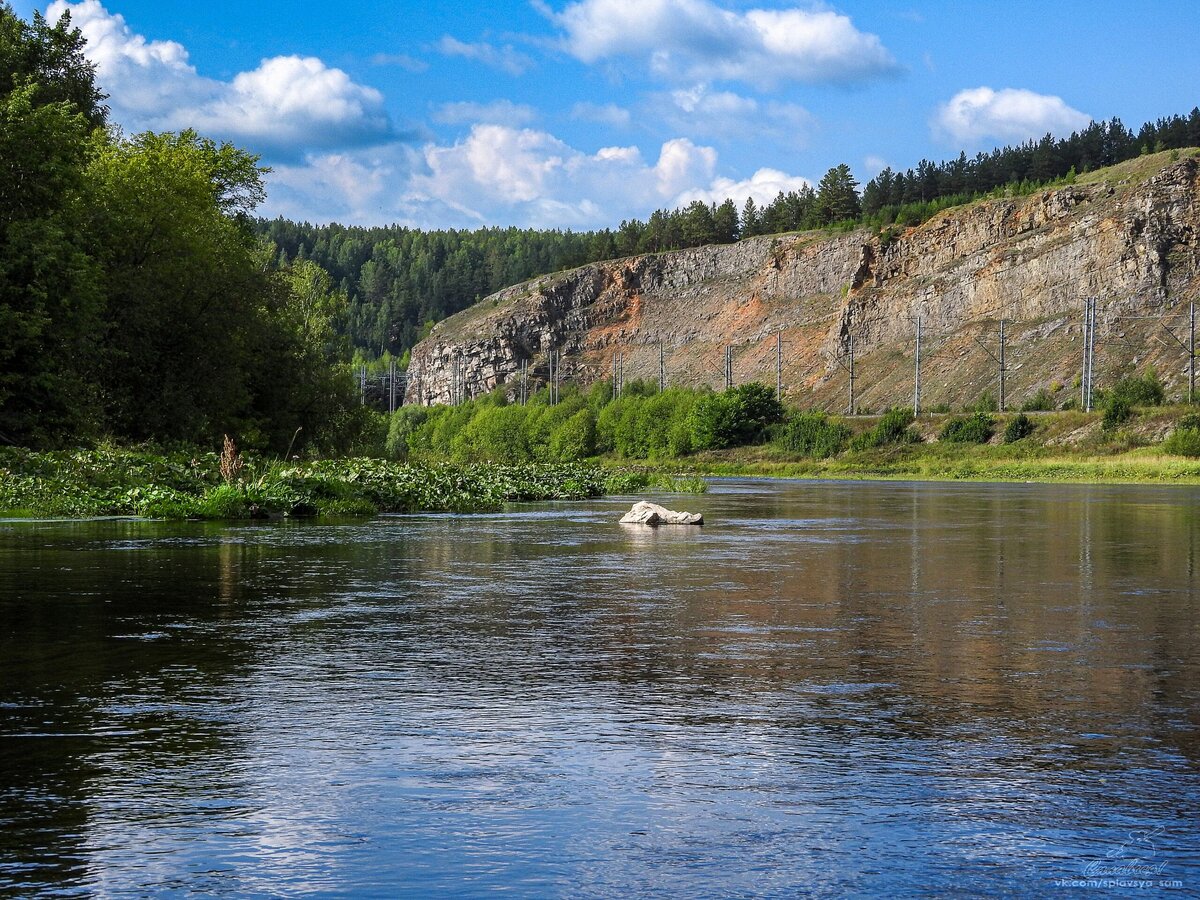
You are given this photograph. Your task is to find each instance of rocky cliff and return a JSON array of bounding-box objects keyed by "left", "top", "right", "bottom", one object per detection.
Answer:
[{"left": 405, "top": 151, "right": 1200, "bottom": 411}]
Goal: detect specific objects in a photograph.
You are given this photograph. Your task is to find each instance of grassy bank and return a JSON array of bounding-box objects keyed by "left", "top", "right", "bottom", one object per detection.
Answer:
[
  {"left": 633, "top": 444, "right": 1200, "bottom": 485},
  {"left": 0, "top": 447, "right": 702, "bottom": 520}
]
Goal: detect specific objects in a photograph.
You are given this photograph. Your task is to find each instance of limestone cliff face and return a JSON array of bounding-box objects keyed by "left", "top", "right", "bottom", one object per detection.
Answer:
[{"left": 406, "top": 153, "right": 1200, "bottom": 410}]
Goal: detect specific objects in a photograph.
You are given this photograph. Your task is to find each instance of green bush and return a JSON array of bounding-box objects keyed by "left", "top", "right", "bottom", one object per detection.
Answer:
[
  {"left": 1020, "top": 389, "right": 1055, "bottom": 412},
  {"left": 689, "top": 382, "right": 784, "bottom": 451},
  {"left": 1003, "top": 413, "right": 1036, "bottom": 443},
  {"left": 1102, "top": 397, "right": 1133, "bottom": 430},
  {"left": 777, "top": 412, "right": 851, "bottom": 458},
  {"left": 940, "top": 413, "right": 995, "bottom": 443},
  {"left": 971, "top": 393, "right": 999, "bottom": 413},
  {"left": 1104, "top": 369, "right": 1165, "bottom": 407},
  {"left": 849, "top": 408, "right": 920, "bottom": 450},
  {"left": 1163, "top": 426, "right": 1200, "bottom": 457},
  {"left": 548, "top": 409, "right": 596, "bottom": 461},
  {"left": 386, "top": 406, "right": 429, "bottom": 460}
]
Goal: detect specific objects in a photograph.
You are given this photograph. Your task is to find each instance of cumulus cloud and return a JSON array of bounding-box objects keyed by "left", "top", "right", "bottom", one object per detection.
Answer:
[
  {"left": 410, "top": 125, "right": 717, "bottom": 222},
  {"left": 675, "top": 167, "right": 812, "bottom": 208},
  {"left": 652, "top": 85, "right": 814, "bottom": 147},
  {"left": 550, "top": 0, "right": 897, "bottom": 87},
  {"left": 49, "top": 0, "right": 395, "bottom": 157},
  {"left": 434, "top": 100, "right": 538, "bottom": 126},
  {"left": 437, "top": 36, "right": 534, "bottom": 76},
  {"left": 933, "top": 87, "right": 1090, "bottom": 145},
  {"left": 261, "top": 124, "right": 808, "bottom": 230}
]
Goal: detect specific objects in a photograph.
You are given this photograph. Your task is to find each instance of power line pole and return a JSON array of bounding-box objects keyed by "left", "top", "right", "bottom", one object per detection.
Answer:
[
  {"left": 998, "top": 319, "right": 1006, "bottom": 411},
  {"left": 775, "top": 332, "right": 783, "bottom": 400},
  {"left": 388, "top": 358, "right": 396, "bottom": 413},
  {"left": 913, "top": 316, "right": 922, "bottom": 415},
  {"left": 1191, "top": 300, "right": 1196, "bottom": 404},
  {"left": 1084, "top": 303, "right": 1094, "bottom": 415},
  {"left": 1082, "top": 297, "right": 1097, "bottom": 413},
  {"left": 724, "top": 345, "right": 733, "bottom": 390},
  {"left": 849, "top": 334, "right": 856, "bottom": 415},
  {"left": 659, "top": 341, "right": 666, "bottom": 393}
]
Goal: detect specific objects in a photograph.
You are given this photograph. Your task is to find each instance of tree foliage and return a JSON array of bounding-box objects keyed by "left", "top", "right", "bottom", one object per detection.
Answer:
[{"left": 0, "top": 5, "right": 358, "bottom": 450}]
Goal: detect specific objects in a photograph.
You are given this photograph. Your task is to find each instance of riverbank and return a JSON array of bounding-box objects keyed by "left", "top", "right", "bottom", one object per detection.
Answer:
[
  {"left": 0, "top": 448, "right": 701, "bottom": 520},
  {"left": 632, "top": 446, "right": 1200, "bottom": 484}
]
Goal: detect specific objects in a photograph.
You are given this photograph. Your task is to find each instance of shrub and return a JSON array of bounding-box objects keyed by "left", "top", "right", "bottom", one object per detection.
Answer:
[
  {"left": 1164, "top": 426, "right": 1200, "bottom": 457},
  {"left": 1020, "top": 388, "right": 1055, "bottom": 412},
  {"left": 1102, "top": 397, "right": 1133, "bottom": 430},
  {"left": 849, "top": 407, "right": 920, "bottom": 450},
  {"left": 1003, "top": 413, "right": 1036, "bottom": 443},
  {"left": 547, "top": 409, "right": 596, "bottom": 461},
  {"left": 1105, "top": 369, "right": 1165, "bottom": 407},
  {"left": 940, "top": 413, "right": 995, "bottom": 443},
  {"left": 971, "top": 393, "right": 999, "bottom": 413},
  {"left": 386, "top": 406, "right": 429, "bottom": 460},
  {"left": 689, "top": 382, "right": 784, "bottom": 451},
  {"left": 777, "top": 412, "right": 852, "bottom": 458}
]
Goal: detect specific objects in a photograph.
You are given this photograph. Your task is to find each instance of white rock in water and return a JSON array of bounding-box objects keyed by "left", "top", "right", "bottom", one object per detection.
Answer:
[{"left": 619, "top": 500, "right": 703, "bottom": 526}]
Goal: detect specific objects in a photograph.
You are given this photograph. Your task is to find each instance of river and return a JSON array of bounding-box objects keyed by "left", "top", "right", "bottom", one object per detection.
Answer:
[{"left": 1, "top": 479, "right": 1197, "bottom": 896}]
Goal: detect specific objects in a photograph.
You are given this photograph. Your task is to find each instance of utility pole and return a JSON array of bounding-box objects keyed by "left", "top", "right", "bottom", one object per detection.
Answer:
[
  {"left": 659, "top": 342, "right": 666, "bottom": 393},
  {"left": 999, "top": 319, "right": 1006, "bottom": 411},
  {"left": 1082, "top": 297, "right": 1097, "bottom": 412},
  {"left": 1191, "top": 301, "right": 1196, "bottom": 404},
  {"left": 724, "top": 345, "right": 733, "bottom": 390},
  {"left": 1084, "top": 303, "right": 1094, "bottom": 415},
  {"left": 775, "top": 332, "right": 783, "bottom": 401},
  {"left": 388, "top": 358, "right": 396, "bottom": 413},
  {"left": 849, "top": 335, "right": 856, "bottom": 415},
  {"left": 549, "top": 350, "right": 556, "bottom": 405},
  {"left": 914, "top": 316, "right": 922, "bottom": 415}
]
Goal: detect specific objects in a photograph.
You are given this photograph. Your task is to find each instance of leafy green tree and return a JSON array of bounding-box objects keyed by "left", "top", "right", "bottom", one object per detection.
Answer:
[
  {"left": 0, "top": 83, "right": 100, "bottom": 444},
  {"left": 83, "top": 131, "right": 267, "bottom": 442}
]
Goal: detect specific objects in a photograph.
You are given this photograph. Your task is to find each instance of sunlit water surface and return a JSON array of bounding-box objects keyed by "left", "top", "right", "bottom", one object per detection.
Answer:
[{"left": 1, "top": 479, "right": 1198, "bottom": 896}]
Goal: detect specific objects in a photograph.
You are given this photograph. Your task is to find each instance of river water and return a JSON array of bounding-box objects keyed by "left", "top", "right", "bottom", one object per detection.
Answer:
[{"left": 1, "top": 479, "right": 1197, "bottom": 897}]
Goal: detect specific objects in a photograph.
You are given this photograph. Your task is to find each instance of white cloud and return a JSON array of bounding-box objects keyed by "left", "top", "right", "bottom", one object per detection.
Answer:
[
  {"left": 570, "top": 101, "right": 632, "bottom": 128},
  {"left": 49, "top": 0, "right": 394, "bottom": 157},
  {"left": 261, "top": 125, "right": 809, "bottom": 230},
  {"left": 933, "top": 87, "right": 1090, "bottom": 145},
  {"left": 675, "top": 167, "right": 812, "bottom": 208},
  {"left": 437, "top": 36, "right": 534, "bottom": 76},
  {"left": 550, "top": 0, "right": 897, "bottom": 87},
  {"left": 434, "top": 100, "right": 538, "bottom": 126},
  {"left": 652, "top": 85, "right": 814, "bottom": 146}
]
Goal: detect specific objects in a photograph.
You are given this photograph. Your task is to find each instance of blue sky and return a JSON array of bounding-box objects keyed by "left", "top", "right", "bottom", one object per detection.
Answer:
[{"left": 16, "top": 0, "right": 1200, "bottom": 229}]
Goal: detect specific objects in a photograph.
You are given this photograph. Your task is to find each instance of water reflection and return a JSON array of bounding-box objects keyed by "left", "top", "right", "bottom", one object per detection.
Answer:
[{"left": 1, "top": 481, "right": 1198, "bottom": 895}]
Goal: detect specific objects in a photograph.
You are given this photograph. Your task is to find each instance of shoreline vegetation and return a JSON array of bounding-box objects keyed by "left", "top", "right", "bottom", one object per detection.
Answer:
[
  {"left": 4, "top": 392, "right": 1200, "bottom": 521},
  {"left": 0, "top": 448, "right": 706, "bottom": 521}
]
